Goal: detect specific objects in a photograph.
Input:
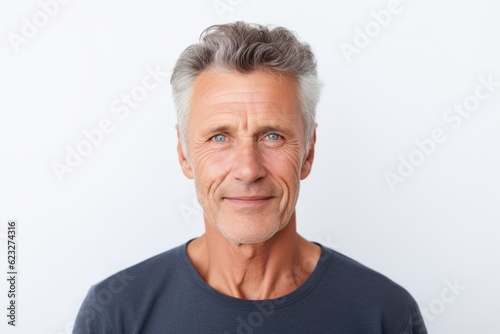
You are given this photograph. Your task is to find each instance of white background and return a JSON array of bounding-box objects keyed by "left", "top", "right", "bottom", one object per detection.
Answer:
[{"left": 1, "top": 0, "right": 499, "bottom": 333}]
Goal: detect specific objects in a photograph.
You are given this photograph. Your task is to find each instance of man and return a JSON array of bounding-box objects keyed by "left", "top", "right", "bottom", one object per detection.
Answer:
[{"left": 74, "top": 22, "right": 427, "bottom": 333}]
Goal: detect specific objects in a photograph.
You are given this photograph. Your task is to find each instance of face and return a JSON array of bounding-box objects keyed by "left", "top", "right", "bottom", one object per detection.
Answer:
[{"left": 177, "top": 68, "right": 315, "bottom": 244}]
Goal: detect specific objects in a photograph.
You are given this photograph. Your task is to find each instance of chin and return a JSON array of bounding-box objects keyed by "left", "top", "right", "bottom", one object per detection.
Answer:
[{"left": 217, "top": 220, "right": 285, "bottom": 245}]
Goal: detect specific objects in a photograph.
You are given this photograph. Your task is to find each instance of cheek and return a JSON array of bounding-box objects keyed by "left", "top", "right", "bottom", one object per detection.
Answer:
[
  {"left": 261, "top": 148, "right": 302, "bottom": 199},
  {"left": 192, "top": 149, "right": 231, "bottom": 194},
  {"left": 262, "top": 146, "right": 303, "bottom": 178}
]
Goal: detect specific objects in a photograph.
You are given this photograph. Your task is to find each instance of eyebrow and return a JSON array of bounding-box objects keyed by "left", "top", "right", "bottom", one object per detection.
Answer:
[
  {"left": 201, "top": 124, "right": 288, "bottom": 137},
  {"left": 256, "top": 126, "right": 287, "bottom": 135},
  {"left": 205, "top": 125, "right": 231, "bottom": 134}
]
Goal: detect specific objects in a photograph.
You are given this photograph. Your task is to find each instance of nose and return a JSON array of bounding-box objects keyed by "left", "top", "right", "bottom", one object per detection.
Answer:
[{"left": 231, "top": 141, "right": 266, "bottom": 184}]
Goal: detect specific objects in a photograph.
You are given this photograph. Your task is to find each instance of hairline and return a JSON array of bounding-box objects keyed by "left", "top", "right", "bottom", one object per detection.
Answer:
[{"left": 178, "top": 67, "right": 316, "bottom": 157}]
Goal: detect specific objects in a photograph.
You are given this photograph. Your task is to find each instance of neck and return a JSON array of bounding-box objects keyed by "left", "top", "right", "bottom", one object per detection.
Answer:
[{"left": 186, "top": 212, "right": 321, "bottom": 300}]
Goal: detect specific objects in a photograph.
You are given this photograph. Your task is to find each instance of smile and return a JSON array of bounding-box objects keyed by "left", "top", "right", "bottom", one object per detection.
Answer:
[{"left": 223, "top": 196, "right": 273, "bottom": 206}]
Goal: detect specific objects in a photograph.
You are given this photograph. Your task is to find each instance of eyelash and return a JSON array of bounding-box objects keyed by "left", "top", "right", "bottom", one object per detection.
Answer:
[
  {"left": 265, "top": 133, "right": 281, "bottom": 141},
  {"left": 210, "top": 133, "right": 283, "bottom": 142},
  {"left": 212, "top": 134, "right": 228, "bottom": 142}
]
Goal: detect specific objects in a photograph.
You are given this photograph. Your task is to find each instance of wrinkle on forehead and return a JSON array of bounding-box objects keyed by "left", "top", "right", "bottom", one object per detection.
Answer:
[
  {"left": 190, "top": 68, "right": 299, "bottom": 114},
  {"left": 188, "top": 70, "right": 302, "bottom": 139}
]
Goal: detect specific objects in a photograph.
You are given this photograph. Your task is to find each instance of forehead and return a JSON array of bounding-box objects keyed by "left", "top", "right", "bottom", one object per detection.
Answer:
[{"left": 189, "top": 69, "right": 300, "bottom": 123}]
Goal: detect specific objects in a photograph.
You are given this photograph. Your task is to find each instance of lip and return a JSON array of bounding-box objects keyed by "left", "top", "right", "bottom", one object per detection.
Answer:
[{"left": 224, "top": 196, "right": 273, "bottom": 205}]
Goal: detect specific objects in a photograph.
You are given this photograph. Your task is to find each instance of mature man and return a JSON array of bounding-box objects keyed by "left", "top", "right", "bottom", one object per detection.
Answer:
[{"left": 74, "top": 22, "right": 427, "bottom": 333}]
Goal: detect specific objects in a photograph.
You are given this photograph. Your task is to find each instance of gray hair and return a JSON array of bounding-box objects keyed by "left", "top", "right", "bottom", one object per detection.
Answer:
[{"left": 170, "top": 21, "right": 322, "bottom": 153}]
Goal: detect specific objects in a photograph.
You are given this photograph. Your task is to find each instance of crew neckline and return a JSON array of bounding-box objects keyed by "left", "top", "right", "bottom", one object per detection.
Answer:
[{"left": 176, "top": 239, "right": 332, "bottom": 311}]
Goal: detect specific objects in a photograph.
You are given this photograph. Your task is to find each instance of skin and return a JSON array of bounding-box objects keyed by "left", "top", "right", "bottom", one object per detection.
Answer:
[{"left": 177, "top": 68, "right": 321, "bottom": 300}]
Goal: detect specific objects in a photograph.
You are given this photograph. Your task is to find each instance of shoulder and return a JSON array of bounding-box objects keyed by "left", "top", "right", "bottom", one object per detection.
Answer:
[
  {"left": 93, "top": 243, "right": 182, "bottom": 299},
  {"left": 319, "top": 246, "right": 425, "bottom": 332},
  {"left": 323, "top": 246, "right": 414, "bottom": 300},
  {"left": 73, "top": 244, "right": 185, "bottom": 333}
]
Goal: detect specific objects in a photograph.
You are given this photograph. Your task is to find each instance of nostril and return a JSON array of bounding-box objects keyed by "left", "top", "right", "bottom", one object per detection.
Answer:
[{"left": 232, "top": 155, "right": 266, "bottom": 183}]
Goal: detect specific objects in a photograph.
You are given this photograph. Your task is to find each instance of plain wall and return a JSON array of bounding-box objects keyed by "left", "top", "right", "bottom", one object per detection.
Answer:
[{"left": 1, "top": 0, "right": 499, "bottom": 333}]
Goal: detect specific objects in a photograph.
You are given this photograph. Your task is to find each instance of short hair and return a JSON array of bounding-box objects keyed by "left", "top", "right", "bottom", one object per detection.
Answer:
[{"left": 170, "top": 21, "right": 322, "bottom": 153}]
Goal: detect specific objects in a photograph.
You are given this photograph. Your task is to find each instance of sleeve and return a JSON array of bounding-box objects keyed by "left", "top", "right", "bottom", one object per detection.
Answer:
[
  {"left": 72, "top": 285, "right": 112, "bottom": 334},
  {"left": 398, "top": 301, "right": 428, "bottom": 334}
]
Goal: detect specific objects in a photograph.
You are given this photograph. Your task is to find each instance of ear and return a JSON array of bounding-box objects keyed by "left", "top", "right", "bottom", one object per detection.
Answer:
[
  {"left": 300, "top": 127, "right": 316, "bottom": 180},
  {"left": 176, "top": 125, "right": 193, "bottom": 179}
]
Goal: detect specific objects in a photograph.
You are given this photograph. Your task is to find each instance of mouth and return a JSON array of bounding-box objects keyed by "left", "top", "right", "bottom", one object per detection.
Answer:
[{"left": 223, "top": 196, "right": 273, "bottom": 206}]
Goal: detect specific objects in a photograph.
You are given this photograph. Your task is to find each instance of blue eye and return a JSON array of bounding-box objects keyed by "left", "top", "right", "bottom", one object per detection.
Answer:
[
  {"left": 213, "top": 134, "right": 227, "bottom": 142},
  {"left": 266, "top": 133, "right": 281, "bottom": 140}
]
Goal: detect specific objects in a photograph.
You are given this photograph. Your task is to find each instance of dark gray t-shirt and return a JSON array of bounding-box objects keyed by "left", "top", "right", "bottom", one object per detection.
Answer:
[{"left": 73, "top": 241, "right": 427, "bottom": 333}]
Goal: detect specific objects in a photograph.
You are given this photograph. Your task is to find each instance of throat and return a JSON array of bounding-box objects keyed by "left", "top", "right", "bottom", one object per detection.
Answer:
[
  {"left": 187, "top": 234, "right": 321, "bottom": 300},
  {"left": 211, "top": 263, "right": 308, "bottom": 300}
]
